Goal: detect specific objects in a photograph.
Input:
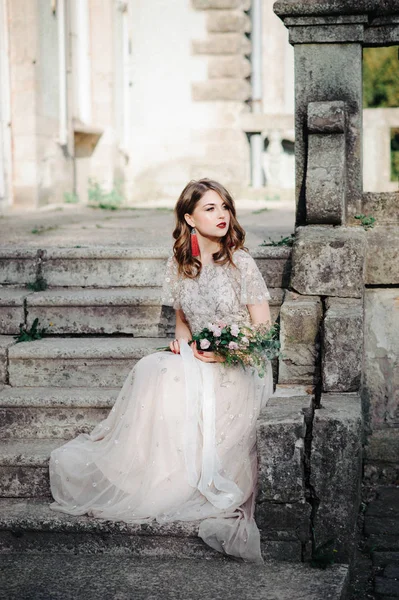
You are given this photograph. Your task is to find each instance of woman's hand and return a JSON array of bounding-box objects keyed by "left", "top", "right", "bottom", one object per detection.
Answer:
[
  {"left": 169, "top": 337, "right": 190, "bottom": 354},
  {"left": 192, "top": 341, "right": 226, "bottom": 363}
]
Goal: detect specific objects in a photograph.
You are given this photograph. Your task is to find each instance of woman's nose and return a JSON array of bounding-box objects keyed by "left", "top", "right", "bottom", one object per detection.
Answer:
[{"left": 218, "top": 207, "right": 226, "bottom": 218}]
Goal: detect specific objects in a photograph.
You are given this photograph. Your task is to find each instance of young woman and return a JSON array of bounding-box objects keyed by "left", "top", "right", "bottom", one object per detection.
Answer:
[{"left": 49, "top": 178, "right": 274, "bottom": 564}]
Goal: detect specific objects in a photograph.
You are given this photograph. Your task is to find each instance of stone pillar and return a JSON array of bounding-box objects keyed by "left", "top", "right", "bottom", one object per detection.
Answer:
[{"left": 273, "top": 2, "right": 366, "bottom": 225}]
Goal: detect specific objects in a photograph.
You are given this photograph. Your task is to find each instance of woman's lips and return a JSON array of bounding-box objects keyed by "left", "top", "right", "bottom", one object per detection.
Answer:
[{"left": 217, "top": 222, "right": 227, "bottom": 228}]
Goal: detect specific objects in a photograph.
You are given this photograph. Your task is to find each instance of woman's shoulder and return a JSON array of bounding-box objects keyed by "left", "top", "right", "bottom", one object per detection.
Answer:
[{"left": 232, "top": 248, "right": 256, "bottom": 267}]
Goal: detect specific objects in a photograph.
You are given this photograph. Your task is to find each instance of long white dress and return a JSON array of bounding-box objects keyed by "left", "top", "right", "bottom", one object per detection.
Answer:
[{"left": 49, "top": 249, "right": 274, "bottom": 564}]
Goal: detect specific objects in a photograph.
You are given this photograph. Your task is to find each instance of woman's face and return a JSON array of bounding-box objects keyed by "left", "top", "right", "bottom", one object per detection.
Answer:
[{"left": 184, "top": 190, "right": 231, "bottom": 239}]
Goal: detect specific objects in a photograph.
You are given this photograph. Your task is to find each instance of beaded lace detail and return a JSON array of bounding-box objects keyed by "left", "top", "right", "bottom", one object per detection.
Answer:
[{"left": 161, "top": 249, "right": 271, "bottom": 333}]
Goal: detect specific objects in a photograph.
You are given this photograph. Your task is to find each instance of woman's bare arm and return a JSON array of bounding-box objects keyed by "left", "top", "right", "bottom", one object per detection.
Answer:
[
  {"left": 169, "top": 309, "right": 192, "bottom": 353},
  {"left": 247, "top": 302, "right": 272, "bottom": 327}
]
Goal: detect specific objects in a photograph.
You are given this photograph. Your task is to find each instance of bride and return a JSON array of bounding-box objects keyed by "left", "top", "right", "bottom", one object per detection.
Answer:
[{"left": 49, "top": 178, "right": 274, "bottom": 564}]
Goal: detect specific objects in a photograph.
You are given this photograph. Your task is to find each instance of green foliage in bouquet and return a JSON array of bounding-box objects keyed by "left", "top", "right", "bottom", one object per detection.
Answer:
[
  {"left": 191, "top": 321, "right": 282, "bottom": 378},
  {"left": 156, "top": 321, "right": 283, "bottom": 377}
]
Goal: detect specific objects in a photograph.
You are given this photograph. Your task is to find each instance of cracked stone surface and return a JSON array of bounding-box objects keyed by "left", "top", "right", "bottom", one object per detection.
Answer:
[{"left": 0, "top": 552, "right": 349, "bottom": 600}]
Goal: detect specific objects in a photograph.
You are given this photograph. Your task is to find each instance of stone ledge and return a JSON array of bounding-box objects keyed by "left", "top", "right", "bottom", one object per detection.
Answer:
[
  {"left": 192, "top": 79, "right": 251, "bottom": 102},
  {"left": 0, "top": 538, "right": 350, "bottom": 599},
  {"left": 289, "top": 24, "right": 365, "bottom": 44},
  {"left": 361, "top": 192, "right": 399, "bottom": 224},
  {"left": 274, "top": 1, "right": 397, "bottom": 18},
  {"left": 193, "top": 0, "right": 243, "bottom": 9},
  {"left": 207, "top": 10, "right": 251, "bottom": 33},
  {"left": 208, "top": 55, "right": 251, "bottom": 78},
  {"left": 0, "top": 386, "right": 119, "bottom": 408},
  {"left": 8, "top": 336, "right": 162, "bottom": 360},
  {"left": 192, "top": 33, "right": 251, "bottom": 55},
  {"left": 0, "top": 497, "right": 199, "bottom": 537}
]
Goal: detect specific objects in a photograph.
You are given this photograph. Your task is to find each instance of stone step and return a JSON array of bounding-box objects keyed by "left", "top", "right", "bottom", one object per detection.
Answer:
[
  {"left": 0, "top": 285, "right": 284, "bottom": 336},
  {"left": 0, "top": 498, "right": 344, "bottom": 578},
  {"left": 8, "top": 337, "right": 163, "bottom": 387},
  {"left": 0, "top": 245, "right": 292, "bottom": 288},
  {"left": 0, "top": 550, "right": 350, "bottom": 600},
  {"left": 0, "top": 504, "right": 350, "bottom": 600},
  {"left": 0, "top": 393, "right": 313, "bottom": 497},
  {"left": 0, "top": 381, "right": 308, "bottom": 436},
  {"left": 0, "top": 386, "right": 118, "bottom": 438},
  {"left": 0, "top": 438, "right": 58, "bottom": 498}
]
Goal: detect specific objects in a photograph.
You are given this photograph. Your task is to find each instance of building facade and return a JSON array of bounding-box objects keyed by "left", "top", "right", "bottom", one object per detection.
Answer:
[{"left": 0, "top": 0, "right": 295, "bottom": 210}]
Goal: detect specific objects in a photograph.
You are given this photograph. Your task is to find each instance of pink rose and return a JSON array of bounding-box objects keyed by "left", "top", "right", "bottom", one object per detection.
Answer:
[
  {"left": 230, "top": 323, "right": 240, "bottom": 337},
  {"left": 213, "top": 327, "right": 222, "bottom": 337},
  {"left": 200, "top": 338, "right": 211, "bottom": 350},
  {"left": 228, "top": 341, "right": 239, "bottom": 350}
]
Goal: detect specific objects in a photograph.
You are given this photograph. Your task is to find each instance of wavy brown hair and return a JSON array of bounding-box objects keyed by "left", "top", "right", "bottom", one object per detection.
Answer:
[{"left": 172, "top": 178, "right": 247, "bottom": 278}]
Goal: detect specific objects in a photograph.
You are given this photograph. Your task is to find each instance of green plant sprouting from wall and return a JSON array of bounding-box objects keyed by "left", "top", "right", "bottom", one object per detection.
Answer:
[
  {"left": 14, "top": 318, "right": 47, "bottom": 343},
  {"left": 354, "top": 214, "right": 376, "bottom": 230}
]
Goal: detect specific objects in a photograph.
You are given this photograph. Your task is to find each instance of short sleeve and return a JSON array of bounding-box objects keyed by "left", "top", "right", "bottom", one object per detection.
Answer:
[
  {"left": 161, "top": 256, "right": 181, "bottom": 310},
  {"left": 236, "top": 251, "right": 271, "bottom": 305}
]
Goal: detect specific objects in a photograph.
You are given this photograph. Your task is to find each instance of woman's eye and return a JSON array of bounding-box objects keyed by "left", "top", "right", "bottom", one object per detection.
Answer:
[{"left": 206, "top": 205, "right": 228, "bottom": 211}]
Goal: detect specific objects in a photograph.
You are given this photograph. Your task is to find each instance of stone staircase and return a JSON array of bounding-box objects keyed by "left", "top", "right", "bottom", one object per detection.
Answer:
[{"left": 0, "top": 244, "right": 352, "bottom": 598}]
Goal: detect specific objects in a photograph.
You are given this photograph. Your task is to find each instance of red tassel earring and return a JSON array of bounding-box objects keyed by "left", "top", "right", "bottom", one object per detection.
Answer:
[{"left": 190, "top": 227, "right": 200, "bottom": 257}]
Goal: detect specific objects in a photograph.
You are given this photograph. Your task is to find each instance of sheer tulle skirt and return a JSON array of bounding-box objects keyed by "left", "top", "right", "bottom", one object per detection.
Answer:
[{"left": 49, "top": 341, "right": 273, "bottom": 563}]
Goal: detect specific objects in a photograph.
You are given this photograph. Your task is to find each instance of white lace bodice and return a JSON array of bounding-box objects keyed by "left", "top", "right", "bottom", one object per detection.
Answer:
[{"left": 161, "top": 249, "right": 271, "bottom": 333}]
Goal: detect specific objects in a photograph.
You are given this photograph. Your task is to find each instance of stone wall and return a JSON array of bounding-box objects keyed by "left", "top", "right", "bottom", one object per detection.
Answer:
[{"left": 268, "top": 0, "right": 399, "bottom": 565}]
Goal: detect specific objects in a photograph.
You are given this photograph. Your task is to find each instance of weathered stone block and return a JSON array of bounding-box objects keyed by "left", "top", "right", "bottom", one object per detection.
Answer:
[
  {"left": 192, "top": 33, "right": 251, "bottom": 55},
  {"left": 192, "top": 79, "right": 251, "bottom": 102},
  {"left": 363, "top": 290, "right": 399, "bottom": 430},
  {"left": 310, "top": 393, "right": 363, "bottom": 563},
  {"left": 306, "top": 133, "right": 345, "bottom": 224},
  {"left": 291, "top": 226, "right": 366, "bottom": 297},
  {"left": 361, "top": 192, "right": 399, "bottom": 225},
  {"left": 256, "top": 500, "right": 311, "bottom": 544},
  {"left": 307, "top": 100, "right": 345, "bottom": 134},
  {"left": 207, "top": 10, "right": 251, "bottom": 33},
  {"left": 289, "top": 24, "right": 364, "bottom": 44},
  {"left": 278, "top": 291, "right": 322, "bottom": 385},
  {"left": 257, "top": 395, "right": 312, "bottom": 503},
  {"left": 322, "top": 297, "right": 363, "bottom": 392},
  {"left": 364, "top": 429, "right": 399, "bottom": 465},
  {"left": 365, "top": 226, "right": 399, "bottom": 285},
  {"left": 208, "top": 55, "right": 251, "bottom": 78}
]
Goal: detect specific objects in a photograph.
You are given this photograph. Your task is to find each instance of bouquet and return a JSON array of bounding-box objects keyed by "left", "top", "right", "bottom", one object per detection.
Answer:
[{"left": 158, "top": 321, "right": 282, "bottom": 378}]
